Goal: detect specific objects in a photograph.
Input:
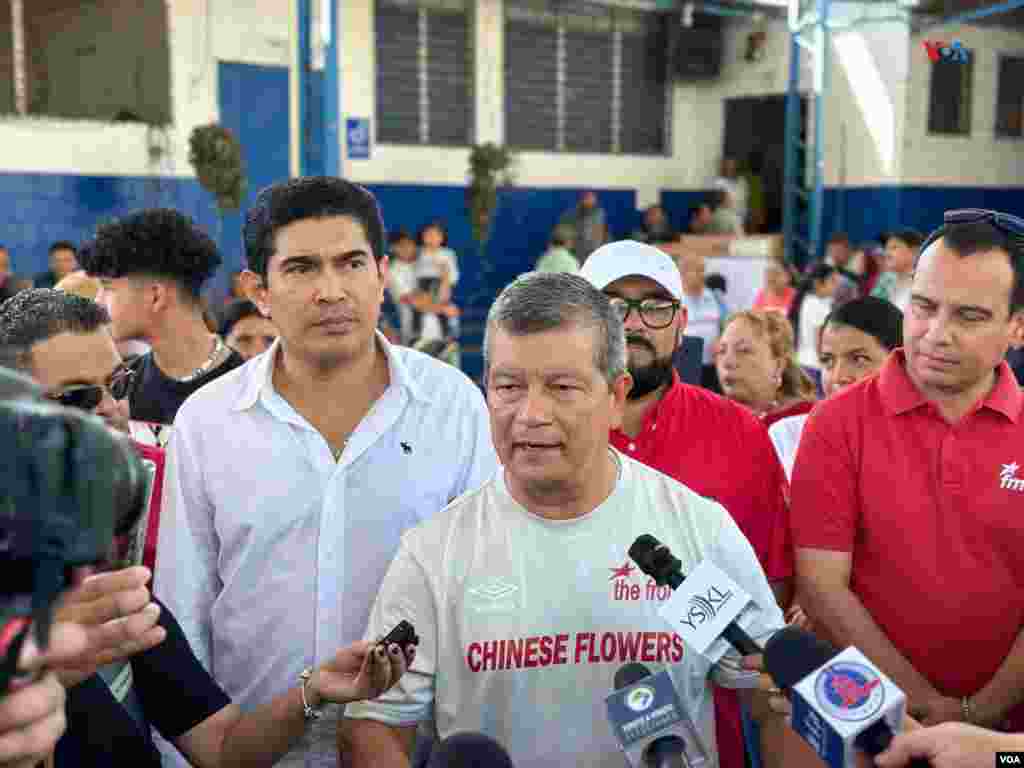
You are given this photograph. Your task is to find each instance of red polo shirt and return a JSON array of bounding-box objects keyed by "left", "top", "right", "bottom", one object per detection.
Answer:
[
  {"left": 611, "top": 372, "right": 793, "bottom": 581},
  {"left": 792, "top": 350, "right": 1024, "bottom": 727},
  {"left": 611, "top": 372, "right": 793, "bottom": 768}
]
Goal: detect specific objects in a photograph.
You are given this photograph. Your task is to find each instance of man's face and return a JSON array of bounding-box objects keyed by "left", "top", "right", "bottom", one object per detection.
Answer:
[
  {"left": 227, "top": 314, "right": 278, "bottom": 360},
  {"left": 581, "top": 192, "right": 597, "bottom": 210},
  {"left": 827, "top": 242, "right": 851, "bottom": 268},
  {"left": 721, "top": 158, "right": 737, "bottom": 178},
  {"left": 885, "top": 237, "right": 916, "bottom": 274},
  {"left": 96, "top": 276, "right": 150, "bottom": 342},
  {"left": 646, "top": 207, "right": 665, "bottom": 228},
  {"left": 604, "top": 276, "right": 683, "bottom": 400},
  {"left": 248, "top": 215, "right": 388, "bottom": 368},
  {"left": 487, "top": 324, "right": 628, "bottom": 501},
  {"left": 905, "top": 239, "right": 1023, "bottom": 398},
  {"left": 51, "top": 248, "right": 78, "bottom": 279},
  {"left": 0, "top": 249, "right": 10, "bottom": 278},
  {"left": 30, "top": 329, "right": 130, "bottom": 432}
]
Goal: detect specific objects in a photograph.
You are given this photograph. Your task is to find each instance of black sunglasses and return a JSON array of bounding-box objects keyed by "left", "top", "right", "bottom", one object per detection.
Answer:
[
  {"left": 921, "top": 208, "right": 1024, "bottom": 252},
  {"left": 44, "top": 367, "right": 134, "bottom": 412}
]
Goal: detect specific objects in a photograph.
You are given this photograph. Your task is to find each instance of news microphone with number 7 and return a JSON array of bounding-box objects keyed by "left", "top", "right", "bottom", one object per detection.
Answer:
[
  {"left": 629, "top": 534, "right": 761, "bottom": 663},
  {"left": 606, "top": 662, "right": 708, "bottom": 768},
  {"left": 763, "top": 626, "right": 928, "bottom": 768}
]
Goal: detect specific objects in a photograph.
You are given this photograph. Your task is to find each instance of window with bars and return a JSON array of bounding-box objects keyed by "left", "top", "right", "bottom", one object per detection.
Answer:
[
  {"left": 375, "top": 0, "right": 474, "bottom": 147},
  {"left": 927, "top": 51, "right": 973, "bottom": 136},
  {"left": 504, "top": 0, "right": 668, "bottom": 155},
  {"left": 995, "top": 55, "right": 1024, "bottom": 139}
]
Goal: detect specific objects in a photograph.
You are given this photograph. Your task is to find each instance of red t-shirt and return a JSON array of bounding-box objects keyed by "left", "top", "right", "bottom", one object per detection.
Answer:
[
  {"left": 130, "top": 440, "right": 166, "bottom": 575},
  {"left": 611, "top": 373, "right": 793, "bottom": 768},
  {"left": 791, "top": 351, "right": 1024, "bottom": 728}
]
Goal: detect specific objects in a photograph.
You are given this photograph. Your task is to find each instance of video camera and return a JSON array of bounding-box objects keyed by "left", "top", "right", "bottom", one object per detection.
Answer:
[{"left": 0, "top": 366, "right": 148, "bottom": 695}]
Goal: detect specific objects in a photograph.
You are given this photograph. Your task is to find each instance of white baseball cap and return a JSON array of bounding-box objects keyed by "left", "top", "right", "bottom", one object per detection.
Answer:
[{"left": 579, "top": 240, "right": 682, "bottom": 301}]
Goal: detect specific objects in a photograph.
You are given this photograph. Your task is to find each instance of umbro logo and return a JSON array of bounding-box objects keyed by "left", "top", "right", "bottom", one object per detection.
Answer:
[
  {"left": 1001, "top": 462, "right": 1024, "bottom": 492},
  {"left": 468, "top": 579, "right": 518, "bottom": 601}
]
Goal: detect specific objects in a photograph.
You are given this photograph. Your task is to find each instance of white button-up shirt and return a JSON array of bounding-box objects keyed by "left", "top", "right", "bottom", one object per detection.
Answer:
[{"left": 154, "top": 335, "right": 498, "bottom": 767}]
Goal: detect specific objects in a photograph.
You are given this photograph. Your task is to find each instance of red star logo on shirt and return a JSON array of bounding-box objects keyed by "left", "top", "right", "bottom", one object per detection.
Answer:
[{"left": 609, "top": 561, "right": 637, "bottom": 581}]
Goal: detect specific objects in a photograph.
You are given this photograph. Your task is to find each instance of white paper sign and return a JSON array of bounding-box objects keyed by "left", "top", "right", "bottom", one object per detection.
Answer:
[{"left": 657, "top": 559, "right": 753, "bottom": 659}]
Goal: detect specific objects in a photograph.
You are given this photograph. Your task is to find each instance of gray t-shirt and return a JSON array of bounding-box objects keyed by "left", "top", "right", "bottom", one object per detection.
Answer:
[{"left": 347, "top": 450, "right": 785, "bottom": 767}]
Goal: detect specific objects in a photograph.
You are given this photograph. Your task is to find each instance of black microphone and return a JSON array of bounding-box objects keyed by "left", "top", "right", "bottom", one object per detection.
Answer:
[
  {"left": 764, "top": 626, "right": 928, "bottom": 768},
  {"left": 612, "top": 663, "right": 690, "bottom": 768},
  {"left": 628, "top": 534, "right": 761, "bottom": 656},
  {"left": 426, "top": 731, "right": 515, "bottom": 767}
]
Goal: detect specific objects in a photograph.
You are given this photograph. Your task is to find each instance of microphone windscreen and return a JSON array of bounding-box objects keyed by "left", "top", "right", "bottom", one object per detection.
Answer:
[
  {"left": 763, "top": 626, "right": 839, "bottom": 689},
  {"left": 427, "top": 731, "right": 515, "bottom": 768},
  {"left": 613, "top": 662, "right": 652, "bottom": 690}
]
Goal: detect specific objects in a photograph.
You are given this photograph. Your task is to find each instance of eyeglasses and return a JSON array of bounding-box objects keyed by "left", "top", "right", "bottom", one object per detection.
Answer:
[
  {"left": 608, "top": 297, "right": 681, "bottom": 330},
  {"left": 921, "top": 208, "right": 1024, "bottom": 252},
  {"left": 44, "top": 366, "right": 135, "bottom": 412}
]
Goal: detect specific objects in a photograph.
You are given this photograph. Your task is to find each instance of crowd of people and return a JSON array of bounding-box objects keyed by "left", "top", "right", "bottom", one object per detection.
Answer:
[{"left": 0, "top": 174, "right": 1022, "bottom": 768}]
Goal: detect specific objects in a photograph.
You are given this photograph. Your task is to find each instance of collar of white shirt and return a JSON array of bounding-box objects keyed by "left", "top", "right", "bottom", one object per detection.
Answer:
[{"left": 230, "top": 330, "right": 431, "bottom": 413}]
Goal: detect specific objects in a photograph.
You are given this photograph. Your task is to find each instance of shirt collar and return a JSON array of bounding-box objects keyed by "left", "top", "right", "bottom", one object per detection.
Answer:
[
  {"left": 231, "top": 331, "right": 430, "bottom": 413},
  {"left": 879, "top": 348, "right": 1022, "bottom": 423}
]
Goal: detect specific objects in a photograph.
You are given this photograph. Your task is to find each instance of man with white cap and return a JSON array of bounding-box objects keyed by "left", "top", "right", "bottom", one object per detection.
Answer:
[{"left": 580, "top": 241, "right": 796, "bottom": 768}]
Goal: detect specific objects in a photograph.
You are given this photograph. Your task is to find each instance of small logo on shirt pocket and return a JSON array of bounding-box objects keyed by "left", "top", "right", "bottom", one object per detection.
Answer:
[{"left": 1001, "top": 462, "right": 1023, "bottom": 492}]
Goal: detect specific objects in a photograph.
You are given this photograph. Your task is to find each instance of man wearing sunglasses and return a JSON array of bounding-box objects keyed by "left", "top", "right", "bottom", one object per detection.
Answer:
[
  {"left": 0, "top": 288, "right": 132, "bottom": 433},
  {"left": 792, "top": 210, "right": 1024, "bottom": 735},
  {"left": 580, "top": 241, "right": 796, "bottom": 768}
]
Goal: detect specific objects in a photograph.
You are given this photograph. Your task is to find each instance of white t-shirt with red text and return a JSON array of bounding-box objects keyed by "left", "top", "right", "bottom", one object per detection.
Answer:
[{"left": 346, "top": 450, "right": 785, "bottom": 768}]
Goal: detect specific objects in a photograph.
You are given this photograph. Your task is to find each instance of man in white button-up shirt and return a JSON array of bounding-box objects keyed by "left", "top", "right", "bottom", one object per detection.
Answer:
[{"left": 154, "top": 177, "right": 498, "bottom": 768}]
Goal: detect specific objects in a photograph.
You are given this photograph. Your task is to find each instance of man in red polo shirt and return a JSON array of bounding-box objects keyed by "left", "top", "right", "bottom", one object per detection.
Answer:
[
  {"left": 792, "top": 210, "right": 1024, "bottom": 732},
  {"left": 581, "top": 240, "right": 795, "bottom": 768}
]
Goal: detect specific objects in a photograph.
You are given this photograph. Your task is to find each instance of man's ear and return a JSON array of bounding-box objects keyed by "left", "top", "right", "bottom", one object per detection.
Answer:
[{"left": 239, "top": 270, "right": 270, "bottom": 317}]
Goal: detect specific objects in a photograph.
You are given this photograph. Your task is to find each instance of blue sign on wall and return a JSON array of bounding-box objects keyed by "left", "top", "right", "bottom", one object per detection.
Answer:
[{"left": 346, "top": 118, "right": 371, "bottom": 160}]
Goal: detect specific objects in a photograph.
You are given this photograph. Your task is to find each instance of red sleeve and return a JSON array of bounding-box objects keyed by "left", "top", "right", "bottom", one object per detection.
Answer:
[
  {"left": 131, "top": 442, "right": 167, "bottom": 575},
  {"left": 790, "top": 400, "right": 859, "bottom": 552}
]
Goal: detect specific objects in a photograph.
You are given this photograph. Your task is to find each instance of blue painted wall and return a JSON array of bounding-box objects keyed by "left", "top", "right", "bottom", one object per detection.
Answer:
[{"left": 1, "top": 58, "right": 1022, "bottom": 381}]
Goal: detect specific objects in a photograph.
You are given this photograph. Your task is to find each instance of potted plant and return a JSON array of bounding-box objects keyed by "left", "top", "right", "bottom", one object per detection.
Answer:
[
  {"left": 466, "top": 143, "right": 515, "bottom": 246},
  {"left": 188, "top": 124, "right": 246, "bottom": 237}
]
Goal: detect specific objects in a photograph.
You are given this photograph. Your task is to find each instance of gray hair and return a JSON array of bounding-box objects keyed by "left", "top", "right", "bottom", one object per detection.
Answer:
[{"left": 483, "top": 271, "right": 627, "bottom": 385}]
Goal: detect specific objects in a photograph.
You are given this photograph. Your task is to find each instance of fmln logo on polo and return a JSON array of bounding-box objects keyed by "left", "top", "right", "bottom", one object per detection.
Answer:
[{"left": 1001, "top": 462, "right": 1024, "bottom": 492}]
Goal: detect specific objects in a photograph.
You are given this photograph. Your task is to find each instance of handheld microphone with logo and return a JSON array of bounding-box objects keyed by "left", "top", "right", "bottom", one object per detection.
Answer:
[
  {"left": 763, "top": 626, "right": 927, "bottom": 768},
  {"left": 426, "top": 731, "right": 515, "bottom": 767},
  {"left": 629, "top": 534, "right": 761, "bottom": 661},
  {"left": 605, "top": 662, "right": 708, "bottom": 768}
]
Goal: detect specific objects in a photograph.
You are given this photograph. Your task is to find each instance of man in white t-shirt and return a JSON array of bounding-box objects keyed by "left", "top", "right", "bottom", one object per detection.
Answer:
[{"left": 341, "top": 272, "right": 786, "bottom": 767}]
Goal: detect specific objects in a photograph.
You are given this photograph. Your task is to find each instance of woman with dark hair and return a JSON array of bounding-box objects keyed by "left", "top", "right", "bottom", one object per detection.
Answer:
[
  {"left": 789, "top": 263, "right": 838, "bottom": 390},
  {"left": 770, "top": 296, "right": 903, "bottom": 479}
]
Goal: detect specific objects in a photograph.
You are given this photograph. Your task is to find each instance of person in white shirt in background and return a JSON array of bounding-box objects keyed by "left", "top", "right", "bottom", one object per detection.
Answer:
[
  {"left": 154, "top": 176, "right": 497, "bottom": 768},
  {"left": 677, "top": 249, "right": 726, "bottom": 392},
  {"left": 712, "top": 156, "right": 749, "bottom": 227},
  {"left": 769, "top": 296, "right": 903, "bottom": 480},
  {"left": 386, "top": 230, "right": 419, "bottom": 344},
  {"left": 414, "top": 221, "right": 459, "bottom": 339},
  {"left": 340, "top": 271, "right": 785, "bottom": 768},
  {"left": 788, "top": 263, "right": 838, "bottom": 390},
  {"left": 872, "top": 229, "right": 924, "bottom": 313}
]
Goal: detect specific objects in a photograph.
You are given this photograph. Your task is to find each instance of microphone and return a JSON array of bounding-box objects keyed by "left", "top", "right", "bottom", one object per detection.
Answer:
[
  {"left": 426, "top": 731, "right": 515, "bottom": 767},
  {"left": 605, "top": 662, "right": 707, "bottom": 768},
  {"left": 629, "top": 534, "right": 761, "bottom": 659},
  {"left": 763, "top": 626, "right": 927, "bottom": 768}
]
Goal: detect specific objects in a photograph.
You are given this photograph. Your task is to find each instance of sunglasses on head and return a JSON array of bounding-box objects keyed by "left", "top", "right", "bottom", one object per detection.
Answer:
[
  {"left": 921, "top": 208, "right": 1024, "bottom": 252},
  {"left": 44, "top": 367, "right": 134, "bottom": 412}
]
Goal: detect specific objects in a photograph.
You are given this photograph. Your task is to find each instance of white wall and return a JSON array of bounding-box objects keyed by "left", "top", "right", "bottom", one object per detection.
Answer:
[
  {"left": 902, "top": 23, "right": 1024, "bottom": 186},
  {"left": 0, "top": 0, "right": 1017, "bottom": 198}
]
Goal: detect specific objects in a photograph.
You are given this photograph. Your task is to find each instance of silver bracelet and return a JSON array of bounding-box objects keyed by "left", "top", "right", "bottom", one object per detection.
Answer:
[{"left": 299, "top": 667, "right": 323, "bottom": 721}]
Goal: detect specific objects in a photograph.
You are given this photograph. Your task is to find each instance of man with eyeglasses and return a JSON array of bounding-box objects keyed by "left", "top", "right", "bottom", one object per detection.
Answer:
[
  {"left": 792, "top": 209, "right": 1024, "bottom": 734},
  {"left": 580, "top": 241, "right": 796, "bottom": 768}
]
